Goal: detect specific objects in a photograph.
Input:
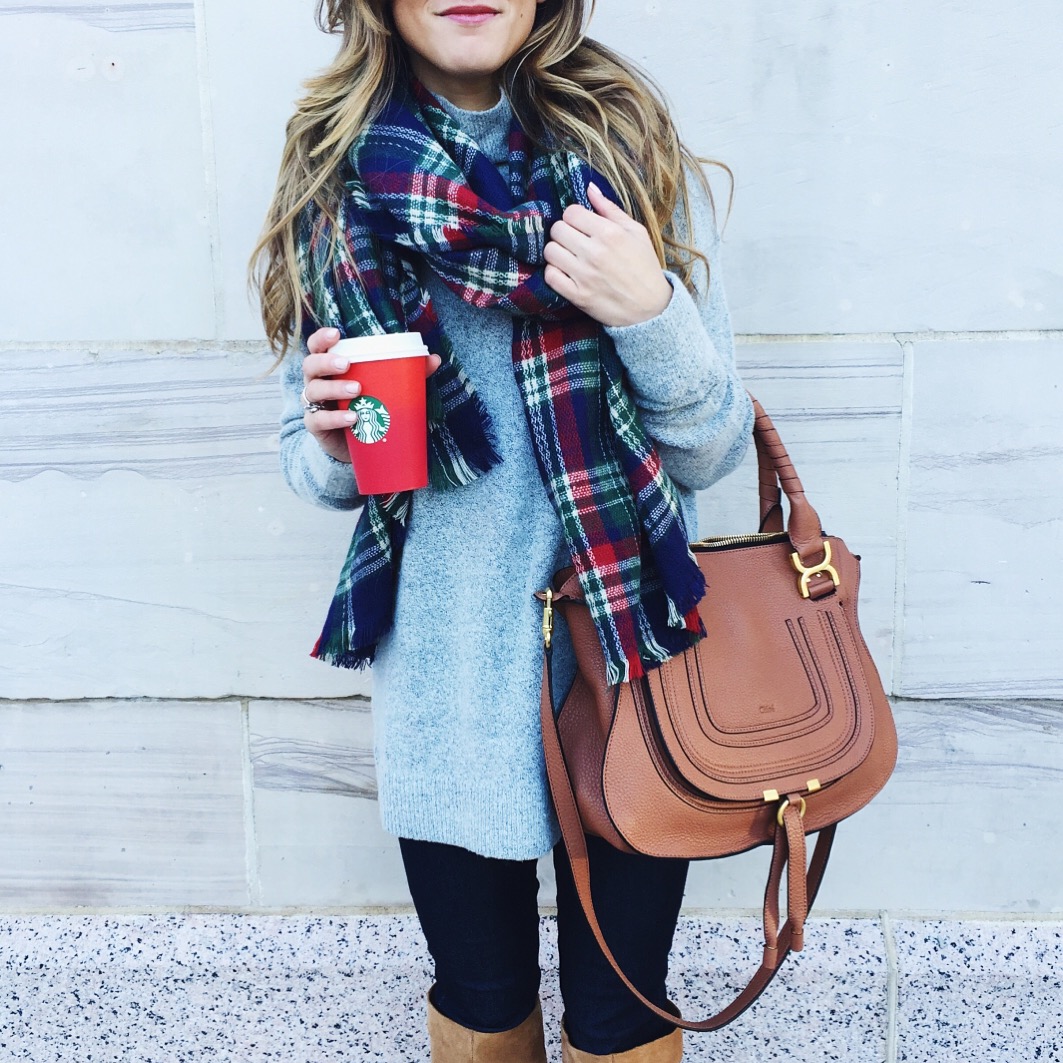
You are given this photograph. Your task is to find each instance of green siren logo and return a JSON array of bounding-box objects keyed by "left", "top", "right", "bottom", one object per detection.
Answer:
[{"left": 349, "top": 396, "right": 391, "bottom": 444}]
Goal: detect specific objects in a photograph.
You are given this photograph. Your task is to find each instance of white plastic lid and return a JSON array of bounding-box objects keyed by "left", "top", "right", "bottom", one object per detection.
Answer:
[{"left": 331, "top": 333, "right": 430, "bottom": 362}]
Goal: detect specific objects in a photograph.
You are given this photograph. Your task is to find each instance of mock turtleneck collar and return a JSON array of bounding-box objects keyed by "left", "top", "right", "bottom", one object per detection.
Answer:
[{"left": 434, "top": 91, "right": 513, "bottom": 167}]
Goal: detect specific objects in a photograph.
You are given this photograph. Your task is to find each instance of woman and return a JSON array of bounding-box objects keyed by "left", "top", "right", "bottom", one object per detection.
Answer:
[{"left": 251, "top": 1, "right": 753, "bottom": 1060}]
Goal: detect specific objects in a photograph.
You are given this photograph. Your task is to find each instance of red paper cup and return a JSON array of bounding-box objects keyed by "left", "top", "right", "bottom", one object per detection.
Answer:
[{"left": 332, "top": 334, "right": 430, "bottom": 495}]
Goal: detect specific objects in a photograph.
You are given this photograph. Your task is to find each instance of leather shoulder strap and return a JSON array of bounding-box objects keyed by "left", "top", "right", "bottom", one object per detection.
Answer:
[{"left": 540, "top": 648, "right": 835, "bottom": 1031}]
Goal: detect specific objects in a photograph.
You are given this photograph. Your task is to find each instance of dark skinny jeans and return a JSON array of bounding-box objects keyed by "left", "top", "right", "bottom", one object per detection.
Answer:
[{"left": 399, "top": 833, "right": 688, "bottom": 1055}]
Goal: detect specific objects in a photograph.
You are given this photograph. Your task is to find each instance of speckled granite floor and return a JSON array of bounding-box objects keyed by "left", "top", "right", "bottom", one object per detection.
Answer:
[{"left": 0, "top": 914, "right": 1059, "bottom": 1062}]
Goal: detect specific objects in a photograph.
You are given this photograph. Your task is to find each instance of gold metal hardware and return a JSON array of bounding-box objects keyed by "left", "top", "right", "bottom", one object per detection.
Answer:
[
  {"left": 694, "top": 531, "right": 789, "bottom": 550},
  {"left": 790, "top": 540, "right": 841, "bottom": 598},
  {"left": 807, "top": 778, "right": 822, "bottom": 793},
  {"left": 777, "top": 796, "right": 807, "bottom": 826},
  {"left": 763, "top": 789, "right": 780, "bottom": 803},
  {"left": 541, "top": 588, "right": 554, "bottom": 650}
]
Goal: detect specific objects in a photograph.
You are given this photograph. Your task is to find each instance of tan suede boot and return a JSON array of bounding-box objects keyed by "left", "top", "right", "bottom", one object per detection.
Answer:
[
  {"left": 560, "top": 1023, "right": 682, "bottom": 1063},
  {"left": 426, "top": 992, "right": 547, "bottom": 1062}
]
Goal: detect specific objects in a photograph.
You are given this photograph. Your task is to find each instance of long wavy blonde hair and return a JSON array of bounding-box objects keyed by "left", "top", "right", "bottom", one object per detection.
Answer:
[{"left": 249, "top": 0, "right": 726, "bottom": 356}]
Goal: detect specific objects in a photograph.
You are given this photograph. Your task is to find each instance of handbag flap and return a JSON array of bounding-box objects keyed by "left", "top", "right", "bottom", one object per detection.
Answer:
[{"left": 638, "top": 535, "right": 878, "bottom": 802}]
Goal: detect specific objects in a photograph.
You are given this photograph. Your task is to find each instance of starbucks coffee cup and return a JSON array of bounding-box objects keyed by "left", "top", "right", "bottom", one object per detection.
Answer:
[{"left": 332, "top": 334, "right": 430, "bottom": 495}]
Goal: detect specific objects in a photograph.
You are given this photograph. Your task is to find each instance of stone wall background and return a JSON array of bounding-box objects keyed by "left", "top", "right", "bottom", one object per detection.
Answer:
[{"left": 1, "top": 0, "right": 1061, "bottom": 917}]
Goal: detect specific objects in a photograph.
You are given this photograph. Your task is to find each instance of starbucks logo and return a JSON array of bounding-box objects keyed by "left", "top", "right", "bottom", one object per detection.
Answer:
[{"left": 349, "top": 396, "right": 391, "bottom": 444}]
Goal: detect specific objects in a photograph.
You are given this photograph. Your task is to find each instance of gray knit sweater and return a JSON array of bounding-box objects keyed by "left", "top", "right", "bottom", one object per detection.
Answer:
[{"left": 279, "top": 93, "right": 753, "bottom": 859}]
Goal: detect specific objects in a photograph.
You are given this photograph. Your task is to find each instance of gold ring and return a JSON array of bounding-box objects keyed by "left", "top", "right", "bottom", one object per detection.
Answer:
[{"left": 776, "top": 796, "right": 807, "bottom": 826}]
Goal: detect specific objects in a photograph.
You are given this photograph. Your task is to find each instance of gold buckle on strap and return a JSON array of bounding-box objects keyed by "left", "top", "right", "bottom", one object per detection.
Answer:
[{"left": 790, "top": 540, "right": 841, "bottom": 599}]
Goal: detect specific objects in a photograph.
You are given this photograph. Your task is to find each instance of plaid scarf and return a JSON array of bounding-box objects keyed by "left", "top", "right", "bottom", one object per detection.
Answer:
[{"left": 298, "top": 83, "right": 705, "bottom": 685}]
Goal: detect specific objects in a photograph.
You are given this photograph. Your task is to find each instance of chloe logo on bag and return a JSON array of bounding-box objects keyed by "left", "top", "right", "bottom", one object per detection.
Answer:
[{"left": 758, "top": 704, "right": 777, "bottom": 715}]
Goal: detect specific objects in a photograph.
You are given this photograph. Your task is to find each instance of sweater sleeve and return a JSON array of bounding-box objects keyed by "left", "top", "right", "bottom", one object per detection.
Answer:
[
  {"left": 604, "top": 167, "right": 753, "bottom": 492},
  {"left": 278, "top": 349, "right": 365, "bottom": 511}
]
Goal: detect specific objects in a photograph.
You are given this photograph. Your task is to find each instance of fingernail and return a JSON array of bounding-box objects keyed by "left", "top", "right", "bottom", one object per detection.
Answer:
[
  {"left": 344, "top": 411, "right": 358, "bottom": 423},
  {"left": 588, "top": 182, "right": 600, "bottom": 196},
  {"left": 332, "top": 358, "right": 349, "bottom": 370},
  {"left": 344, "top": 382, "right": 361, "bottom": 395}
]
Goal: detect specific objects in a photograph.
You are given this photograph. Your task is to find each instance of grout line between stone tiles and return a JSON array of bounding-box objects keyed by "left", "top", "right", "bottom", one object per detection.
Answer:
[
  {"left": 240, "top": 699, "right": 262, "bottom": 907},
  {"left": 192, "top": 0, "right": 224, "bottom": 339},
  {"left": 2, "top": 329, "right": 1060, "bottom": 353},
  {"left": 3, "top": 906, "right": 1061, "bottom": 923},
  {"left": 882, "top": 910, "right": 900, "bottom": 1063},
  {"left": 889, "top": 338, "right": 915, "bottom": 697},
  {"left": 736, "top": 329, "right": 1063, "bottom": 344},
  {"left": 0, "top": 340, "right": 269, "bottom": 354},
  {"left": 0, "top": 695, "right": 372, "bottom": 707}
]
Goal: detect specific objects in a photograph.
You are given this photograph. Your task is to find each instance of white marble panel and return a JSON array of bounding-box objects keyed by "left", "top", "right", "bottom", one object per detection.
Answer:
[
  {"left": 829, "top": 698, "right": 1063, "bottom": 914},
  {"left": 686, "top": 697, "right": 1063, "bottom": 915},
  {"left": 699, "top": 339, "right": 903, "bottom": 683},
  {"left": 0, "top": 347, "right": 369, "bottom": 699},
  {"left": 245, "top": 694, "right": 1063, "bottom": 917},
  {"left": 198, "top": 0, "right": 337, "bottom": 339},
  {"left": 592, "top": 1, "right": 1063, "bottom": 332},
  {"left": 899, "top": 340, "right": 1063, "bottom": 698},
  {"left": 248, "top": 699, "right": 409, "bottom": 907},
  {"left": 0, "top": 6, "right": 214, "bottom": 340},
  {"left": 0, "top": 701, "right": 247, "bottom": 906}
]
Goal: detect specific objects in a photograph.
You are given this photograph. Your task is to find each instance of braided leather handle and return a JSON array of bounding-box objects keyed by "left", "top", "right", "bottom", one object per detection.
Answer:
[
  {"left": 755, "top": 426, "right": 783, "bottom": 533},
  {"left": 749, "top": 397, "right": 824, "bottom": 564}
]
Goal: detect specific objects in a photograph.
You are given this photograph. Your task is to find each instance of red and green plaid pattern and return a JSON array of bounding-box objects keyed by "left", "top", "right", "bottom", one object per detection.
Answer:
[{"left": 299, "top": 83, "right": 704, "bottom": 684}]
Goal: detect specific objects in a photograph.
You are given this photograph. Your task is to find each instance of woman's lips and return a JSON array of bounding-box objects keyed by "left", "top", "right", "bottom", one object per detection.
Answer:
[{"left": 440, "top": 5, "right": 498, "bottom": 25}]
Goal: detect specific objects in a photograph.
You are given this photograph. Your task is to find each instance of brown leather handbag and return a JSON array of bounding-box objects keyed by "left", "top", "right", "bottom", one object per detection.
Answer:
[{"left": 537, "top": 398, "right": 897, "bottom": 1031}]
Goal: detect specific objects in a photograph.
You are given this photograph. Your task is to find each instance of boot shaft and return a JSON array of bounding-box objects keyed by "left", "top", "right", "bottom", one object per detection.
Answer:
[
  {"left": 560, "top": 1024, "right": 683, "bottom": 1063},
  {"left": 427, "top": 993, "right": 547, "bottom": 1063}
]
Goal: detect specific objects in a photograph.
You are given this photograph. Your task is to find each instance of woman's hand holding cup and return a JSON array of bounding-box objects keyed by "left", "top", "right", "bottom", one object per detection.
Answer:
[{"left": 302, "top": 327, "right": 441, "bottom": 464}]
